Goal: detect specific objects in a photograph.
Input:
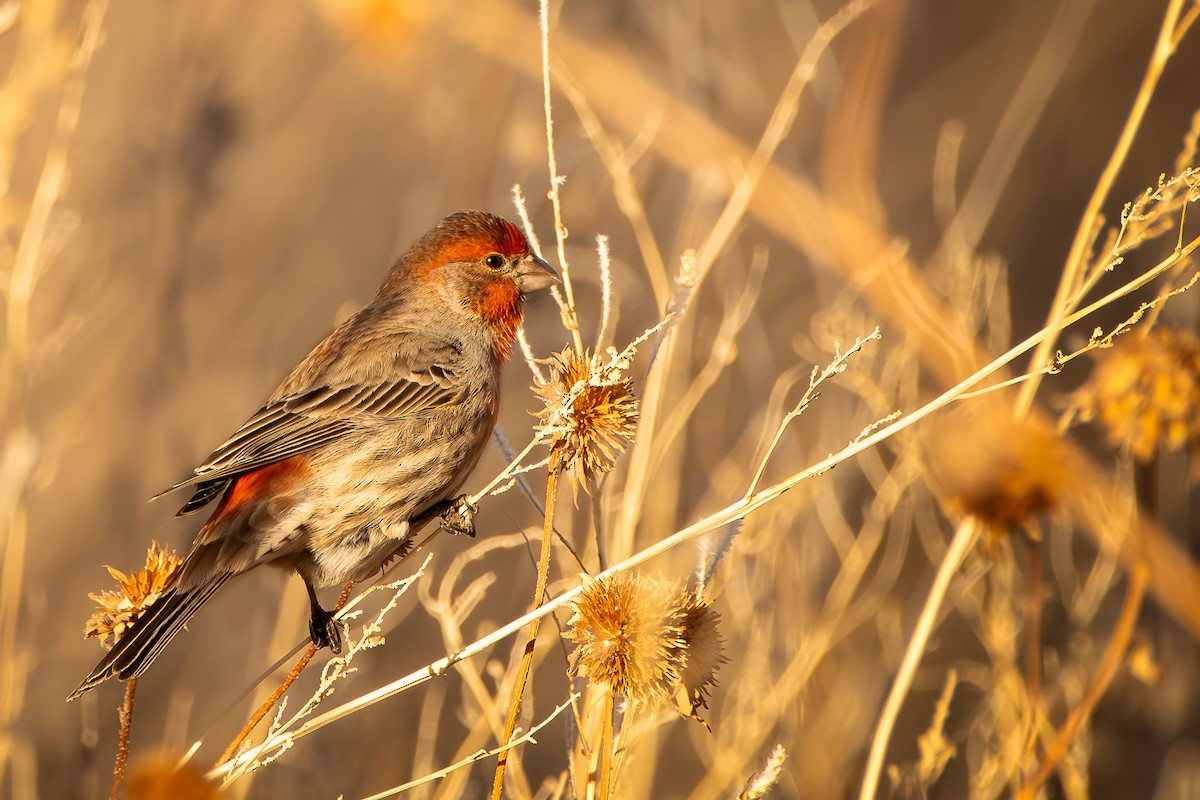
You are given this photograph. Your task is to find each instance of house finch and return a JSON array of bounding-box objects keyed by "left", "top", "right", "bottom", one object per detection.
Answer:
[{"left": 70, "top": 210, "right": 558, "bottom": 699}]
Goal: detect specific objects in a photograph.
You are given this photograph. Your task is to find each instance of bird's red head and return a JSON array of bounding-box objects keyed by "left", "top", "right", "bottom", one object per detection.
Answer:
[{"left": 386, "top": 210, "right": 559, "bottom": 361}]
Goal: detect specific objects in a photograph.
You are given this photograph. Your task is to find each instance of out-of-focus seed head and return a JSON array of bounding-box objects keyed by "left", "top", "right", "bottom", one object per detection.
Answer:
[
  {"left": 129, "top": 759, "right": 223, "bottom": 800},
  {"left": 535, "top": 347, "right": 638, "bottom": 496},
  {"left": 1068, "top": 327, "right": 1200, "bottom": 463},
  {"left": 84, "top": 541, "right": 181, "bottom": 649},
  {"left": 567, "top": 573, "right": 724, "bottom": 724},
  {"left": 927, "top": 406, "right": 1072, "bottom": 532}
]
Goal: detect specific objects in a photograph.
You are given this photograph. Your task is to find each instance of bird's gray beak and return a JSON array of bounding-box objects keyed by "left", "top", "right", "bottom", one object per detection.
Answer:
[{"left": 513, "top": 254, "right": 560, "bottom": 293}]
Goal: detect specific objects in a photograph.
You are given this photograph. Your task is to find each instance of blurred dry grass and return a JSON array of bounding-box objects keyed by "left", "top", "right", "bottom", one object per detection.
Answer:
[{"left": 2, "top": 0, "right": 1199, "bottom": 798}]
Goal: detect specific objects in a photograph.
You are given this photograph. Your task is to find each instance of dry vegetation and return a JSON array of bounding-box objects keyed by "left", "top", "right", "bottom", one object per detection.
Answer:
[{"left": 2, "top": 0, "right": 1199, "bottom": 798}]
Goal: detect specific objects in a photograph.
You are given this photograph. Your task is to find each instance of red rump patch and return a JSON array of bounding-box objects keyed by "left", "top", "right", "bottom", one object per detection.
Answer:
[{"left": 217, "top": 457, "right": 307, "bottom": 515}]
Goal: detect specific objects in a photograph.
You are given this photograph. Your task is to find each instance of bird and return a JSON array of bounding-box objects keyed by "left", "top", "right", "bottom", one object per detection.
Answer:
[{"left": 70, "top": 210, "right": 558, "bottom": 699}]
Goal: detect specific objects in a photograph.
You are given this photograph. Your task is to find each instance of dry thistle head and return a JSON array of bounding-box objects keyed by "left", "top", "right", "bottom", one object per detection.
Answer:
[
  {"left": 535, "top": 346, "right": 638, "bottom": 495},
  {"left": 927, "top": 405, "right": 1073, "bottom": 533},
  {"left": 567, "top": 573, "right": 723, "bottom": 724},
  {"left": 84, "top": 541, "right": 181, "bottom": 649},
  {"left": 672, "top": 590, "right": 726, "bottom": 726},
  {"left": 128, "top": 759, "right": 223, "bottom": 800},
  {"left": 1068, "top": 327, "right": 1200, "bottom": 463}
]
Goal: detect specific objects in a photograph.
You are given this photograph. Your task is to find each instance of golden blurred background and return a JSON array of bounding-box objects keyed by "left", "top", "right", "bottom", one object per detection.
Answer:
[{"left": 2, "top": 0, "right": 1199, "bottom": 798}]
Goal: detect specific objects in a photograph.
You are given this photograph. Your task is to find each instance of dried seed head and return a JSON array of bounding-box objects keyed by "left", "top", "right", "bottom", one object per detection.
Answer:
[
  {"left": 84, "top": 541, "right": 181, "bottom": 649},
  {"left": 535, "top": 347, "right": 638, "bottom": 495},
  {"left": 568, "top": 573, "right": 681, "bottom": 704},
  {"left": 568, "top": 573, "right": 724, "bottom": 723},
  {"left": 673, "top": 591, "right": 726, "bottom": 727},
  {"left": 927, "top": 406, "right": 1072, "bottom": 531},
  {"left": 1068, "top": 327, "right": 1200, "bottom": 462}
]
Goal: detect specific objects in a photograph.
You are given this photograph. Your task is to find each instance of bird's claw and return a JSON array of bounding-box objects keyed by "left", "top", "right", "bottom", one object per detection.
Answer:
[
  {"left": 439, "top": 495, "right": 477, "bottom": 538},
  {"left": 309, "top": 605, "right": 343, "bottom": 655}
]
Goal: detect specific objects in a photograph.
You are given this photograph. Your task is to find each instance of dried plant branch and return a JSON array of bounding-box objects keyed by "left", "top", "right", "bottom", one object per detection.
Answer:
[
  {"left": 1014, "top": 0, "right": 1191, "bottom": 416},
  {"left": 859, "top": 517, "right": 981, "bottom": 800},
  {"left": 1015, "top": 563, "right": 1149, "bottom": 800},
  {"left": 745, "top": 327, "right": 882, "bottom": 499},
  {"left": 537, "top": 0, "right": 582, "bottom": 353},
  {"left": 359, "top": 693, "right": 577, "bottom": 800}
]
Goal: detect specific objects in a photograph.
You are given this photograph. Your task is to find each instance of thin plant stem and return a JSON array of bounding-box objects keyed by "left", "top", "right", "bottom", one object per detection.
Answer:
[
  {"left": 537, "top": 0, "right": 583, "bottom": 353},
  {"left": 215, "top": 581, "right": 354, "bottom": 770},
  {"left": 858, "top": 517, "right": 980, "bottom": 800},
  {"left": 1015, "top": 563, "right": 1149, "bottom": 800},
  {"left": 598, "top": 691, "right": 615, "bottom": 800},
  {"left": 491, "top": 469, "right": 560, "bottom": 799},
  {"left": 109, "top": 676, "right": 136, "bottom": 800},
  {"left": 360, "top": 694, "right": 578, "bottom": 800},
  {"left": 1014, "top": 0, "right": 1187, "bottom": 416}
]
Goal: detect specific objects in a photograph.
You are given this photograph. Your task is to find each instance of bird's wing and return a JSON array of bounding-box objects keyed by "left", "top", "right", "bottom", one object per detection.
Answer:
[{"left": 160, "top": 331, "right": 464, "bottom": 515}]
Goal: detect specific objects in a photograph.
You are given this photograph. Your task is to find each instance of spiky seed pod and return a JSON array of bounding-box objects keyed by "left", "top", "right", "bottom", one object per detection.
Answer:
[
  {"left": 535, "top": 347, "right": 638, "bottom": 497},
  {"left": 1069, "top": 327, "right": 1200, "bottom": 462},
  {"left": 673, "top": 592, "right": 726, "bottom": 726},
  {"left": 567, "top": 573, "right": 724, "bottom": 723},
  {"left": 84, "top": 542, "right": 182, "bottom": 649},
  {"left": 927, "top": 406, "right": 1072, "bottom": 531},
  {"left": 568, "top": 573, "right": 683, "bottom": 704}
]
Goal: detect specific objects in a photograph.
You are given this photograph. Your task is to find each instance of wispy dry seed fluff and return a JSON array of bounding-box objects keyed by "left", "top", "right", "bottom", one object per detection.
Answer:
[
  {"left": 1068, "top": 327, "right": 1200, "bottom": 463},
  {"left": 84, "top": 541, "right": 182, "bottom": 649},
  {"left": 567, "top": 573, "right": 723, "bottom": 722},
  {"left": 535, "top": 347, "right": 638, "bottom": 495},
  {"left": 926, "top": 406, "right": 1072, "bottom": 531}
]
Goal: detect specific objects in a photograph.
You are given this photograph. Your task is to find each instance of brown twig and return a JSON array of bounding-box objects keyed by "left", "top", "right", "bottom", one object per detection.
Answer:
[
  {"left": 1015, "top": 562, "right": 1149, "bottom": 799},
  {"left": 491, "top": 469, "right": 559, "bottom": 799},
  {"left": 109, "top": 677, "right": 136, "bottom": 800},
  {"left": 215, "top": 580, "right": 355, "bottom": 769}
]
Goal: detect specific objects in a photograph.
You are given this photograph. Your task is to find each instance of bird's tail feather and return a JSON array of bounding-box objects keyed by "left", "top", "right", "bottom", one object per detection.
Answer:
[{"left": 68, "top": 574, "right": 230, "bottom": 700}]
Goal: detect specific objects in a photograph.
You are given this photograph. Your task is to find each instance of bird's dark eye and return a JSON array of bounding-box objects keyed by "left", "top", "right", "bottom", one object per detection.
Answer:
[{"left": 484, "top": 254, "right": 505, "bottom": 269}]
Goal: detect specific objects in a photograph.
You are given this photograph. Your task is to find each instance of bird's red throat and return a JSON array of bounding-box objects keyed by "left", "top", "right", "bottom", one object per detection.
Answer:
[{"left": 476, "top": 279, "right": 524, "bottom": 361}]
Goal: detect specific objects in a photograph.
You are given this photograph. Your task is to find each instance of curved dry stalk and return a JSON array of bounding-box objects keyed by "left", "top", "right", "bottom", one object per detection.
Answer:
[
  {"left": 858, "top": 518, "right": 981, "bottom": 800},
  {"left": 1015, "top": 563, "right": 1149, "bottom": 800},
  {"left": 1014, "top": 0, "right": 1191, "bottom": 416}
]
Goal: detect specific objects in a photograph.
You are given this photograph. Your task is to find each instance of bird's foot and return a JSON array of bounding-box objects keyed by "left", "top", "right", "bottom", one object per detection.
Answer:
[
  {"left": 438, "top": 495, "right": 477, "bottom": 538},
  {"left": 308, "top": 605, "right": 343, "bottom": 655}
]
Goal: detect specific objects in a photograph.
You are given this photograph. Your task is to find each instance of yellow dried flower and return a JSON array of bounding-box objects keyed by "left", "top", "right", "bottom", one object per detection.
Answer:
[
  {"left": 535, "top": 347, "right": 638, "bottom": 495},
  {"left": 84, "top": 541, "right": 182, "bottom": 649},
  {"left": 1069, "top": 327, "right": 1200, "bottom": 462},
  {"left": 568, "top": 573, "right": 723, "bottom": 723}
]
